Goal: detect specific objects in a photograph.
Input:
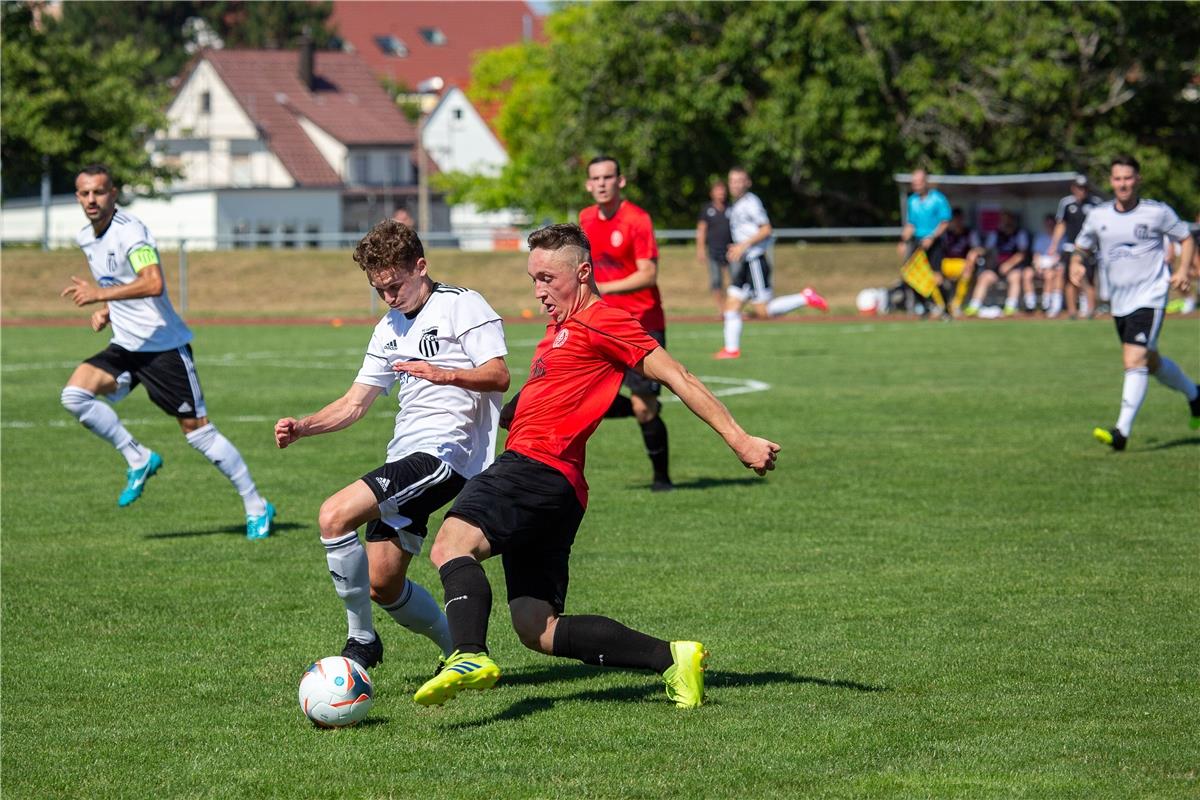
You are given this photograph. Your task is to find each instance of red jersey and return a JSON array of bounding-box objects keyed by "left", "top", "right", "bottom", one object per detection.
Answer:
[
  {"left": 579, "top": 201, "right": 665, "bottom": 331},
  {"left": 505, "top": 301, "right": 661, "bottom": 508}
]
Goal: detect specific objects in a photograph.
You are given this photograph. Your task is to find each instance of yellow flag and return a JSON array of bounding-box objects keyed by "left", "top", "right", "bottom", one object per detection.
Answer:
[{"left": 901, "top": 249, "right": 945, "bottom": 308}]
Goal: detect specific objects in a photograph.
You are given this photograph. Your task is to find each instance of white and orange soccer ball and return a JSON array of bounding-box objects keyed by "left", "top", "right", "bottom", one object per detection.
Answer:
[{"left": 298, "top": 656, "right": 374, "bottom": 728}]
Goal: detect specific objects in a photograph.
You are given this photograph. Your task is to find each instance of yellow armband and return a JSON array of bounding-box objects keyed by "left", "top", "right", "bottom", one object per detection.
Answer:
[{"left": 129, "top": 246, "right": 159, "bottom": 272}]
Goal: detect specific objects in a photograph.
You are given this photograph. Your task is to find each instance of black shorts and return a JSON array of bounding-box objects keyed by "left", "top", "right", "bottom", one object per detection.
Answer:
[
  {"left": 85, "top": 343, "right": 206, "bottom": 418},
  {"left": 623, "top": 328, "right": 665, "bottom": 397},
  {"left": 1113, "top": 307, "right": 1164, "bottom": 349},
  {"left": 728, "top": 254, "right": 774, "bottom": 304},
  {"left": 447, "top": 451, "right": 585, "bottom": 612},
  {"left": 361, "top": 452, "right": 466, "bottom": 554}
]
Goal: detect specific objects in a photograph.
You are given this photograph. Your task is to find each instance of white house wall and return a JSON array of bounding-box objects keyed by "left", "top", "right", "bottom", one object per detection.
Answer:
[
  {"left": 423, "top": 88, "right": 508, "bottom": 177},
  {"left": 298, "top": 116, "right": 349, "bottom": 181},
  {"left": 1, "top": 197, "right": 91, "bottom": 247}
]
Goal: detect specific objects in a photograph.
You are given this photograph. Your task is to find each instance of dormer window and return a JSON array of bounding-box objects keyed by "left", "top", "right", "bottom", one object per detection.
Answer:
[
  {"left": 419, "top": 27, "right": 446, "bottom": 45},
  {"left": 375, "top": 35, "right": 408, "bottom": 57}
]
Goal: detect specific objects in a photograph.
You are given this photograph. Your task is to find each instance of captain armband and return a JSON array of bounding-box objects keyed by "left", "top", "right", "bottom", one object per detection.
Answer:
[{"left": 128, "top": 246, "right": 160, "bottom": 272}]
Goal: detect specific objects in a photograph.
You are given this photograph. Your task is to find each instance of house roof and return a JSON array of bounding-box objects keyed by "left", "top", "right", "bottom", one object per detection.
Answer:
[
  {"left": 199, "top": 49, "right": 419, "bottom": 186},
  {"left": 328, "top": 1, "right": 543, "bottom": 91}
]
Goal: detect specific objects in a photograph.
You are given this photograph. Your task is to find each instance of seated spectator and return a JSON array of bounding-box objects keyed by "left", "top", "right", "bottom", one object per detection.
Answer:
[
  {"left": 940, "top": 208, "right": 985, "bottom": 315},
  {"left": 964, "top": 210, "right": 1030, "bottom": 317},
  {"left": 1030, "top": 214, "right": 1065, "bottom": 317}
]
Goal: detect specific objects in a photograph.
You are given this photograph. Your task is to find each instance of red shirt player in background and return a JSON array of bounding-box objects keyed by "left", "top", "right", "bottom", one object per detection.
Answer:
[
  {"left": 579, "top": 156, "right": 673, "bottom": 492},
  {"left": 412, "top": 223, "right": 780, "bottom": 711}
]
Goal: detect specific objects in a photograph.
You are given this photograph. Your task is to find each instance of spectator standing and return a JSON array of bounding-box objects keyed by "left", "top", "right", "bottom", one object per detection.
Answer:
[
  {"left": 696, "top": 180, "right": 733, "bottom": 316},
  {"left": 1048, "top": 175, "right": 1106, "bottom": 319}
]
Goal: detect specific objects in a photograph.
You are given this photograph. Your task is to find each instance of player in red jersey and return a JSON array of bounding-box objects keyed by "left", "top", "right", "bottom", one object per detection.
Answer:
[
  {"left": 412, "top": 223, "right": 780, "bottom": 709},
  {"left": 579, "top": 156, "right": 673, "bottom": 491}
]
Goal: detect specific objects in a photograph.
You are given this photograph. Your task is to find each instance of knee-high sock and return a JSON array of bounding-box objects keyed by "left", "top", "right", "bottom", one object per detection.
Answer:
[
  {"left": 324, "top": 531, "right": 374, "bottom": 643},
  {"left": 639, "top": 416, "right": 670, "bottom": 482},
  {"left": 552, "top": 614, "right": 673, "bottom": 672},
  {"left": 1117, "top": 367, "right": 1149, "bottom": 437},
  {"left": 379, "top": 579, "right": 454, "bottom": 657},
  {"left": 1153, "top": 356, "right": 1199, "bottom": 400},
  {"left": 723, "top": 310, "right": 743, "bottom": 352},
  {"left": 185, "top": 423, "right": 266, "bottom": 516},
  {"left": 765, "top": 293, "right": 809, "bottom": 316},
  {"left": 439, "top": 556, "right": 492, "bottom": 654},
  {"left": 60, "top": 386, "right": 148, "bottom": 468}
]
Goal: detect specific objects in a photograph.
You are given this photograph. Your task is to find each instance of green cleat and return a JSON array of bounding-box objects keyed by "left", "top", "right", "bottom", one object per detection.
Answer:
[
  {"left": 662, "top": 641, "right": 709, "bottom": 708},
  {"left": 413, "top": 650, "right": 500, "bottom": 706},
  {"left": 1093, "top": 427, "right": 1127, "bottom": 451},
  {"left": 1189, "top": 386, "right": 1200, "bottom": 430}
]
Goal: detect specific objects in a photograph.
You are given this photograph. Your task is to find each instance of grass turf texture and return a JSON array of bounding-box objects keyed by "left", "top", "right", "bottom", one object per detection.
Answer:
[{"left": 2, "top": 318, "right": 1198, "bottom": 799}]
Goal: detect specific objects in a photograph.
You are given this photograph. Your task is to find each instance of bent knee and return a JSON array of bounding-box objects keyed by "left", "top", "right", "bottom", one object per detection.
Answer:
[{"left": 317, "top": 499, "right": 353, "bottom": 539}]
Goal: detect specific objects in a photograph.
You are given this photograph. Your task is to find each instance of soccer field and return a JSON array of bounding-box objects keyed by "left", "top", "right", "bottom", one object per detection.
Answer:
[{"left": 2, "top": 318, "right": 1198, "bottom": 799}]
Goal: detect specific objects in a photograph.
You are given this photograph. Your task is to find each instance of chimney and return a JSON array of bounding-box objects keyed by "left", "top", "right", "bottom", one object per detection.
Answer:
[{"left": 299, "top": 32, "right": 315, "bottom": 91}]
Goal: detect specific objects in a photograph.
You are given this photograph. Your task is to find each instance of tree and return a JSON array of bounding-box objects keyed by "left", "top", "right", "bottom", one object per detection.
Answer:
[
  {"left": 441, "top": 1, "right": 1200, "bottom": 227},
  {"left": 1, "top": 3, "right": 178, "bottom": 198}
]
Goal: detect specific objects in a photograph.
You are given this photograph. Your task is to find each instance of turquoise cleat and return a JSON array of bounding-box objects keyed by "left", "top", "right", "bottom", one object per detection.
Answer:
[
  {"left": 118, "top": 452, "right": 163, "bottom": 507},
  {"left": 246, "top": 502, "right": 276, "bottom": 541}
]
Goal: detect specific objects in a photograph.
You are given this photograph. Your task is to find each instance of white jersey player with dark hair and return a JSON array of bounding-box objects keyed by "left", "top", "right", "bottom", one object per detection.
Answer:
[
  {"left": 274, "top": 219, "right": 509, "bottom": 671},
  {"left": 1070, "top": 154, "right": 1200, "bottom": 450},
  {"left": 61, "top": 164, "right": 275, "bottom": 539}
]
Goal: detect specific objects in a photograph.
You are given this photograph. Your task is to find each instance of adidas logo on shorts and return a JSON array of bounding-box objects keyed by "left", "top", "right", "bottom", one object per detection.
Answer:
[
  {"left": 178, "top": 402, "right": 192, "bottom": 413},
  {"left": 1135, "top": 332, "right": 1147, "bottom": 343},
  {"left": 375, "top": 476, "right": 391, "bottom": 491}
]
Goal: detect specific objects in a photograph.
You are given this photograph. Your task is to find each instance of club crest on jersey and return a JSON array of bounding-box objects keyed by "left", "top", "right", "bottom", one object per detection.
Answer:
[
  {"left": 106, "top": 252, "right": 118, "bottom": 274},
  {"left": 553, "top": 329, "right": 570, "bottom": 348},
  {"left": 419, "top": 327, "right": 440, "bottom": 358},
  {"left": 610, "top": 230, "right": 624, "bottom": 248}
]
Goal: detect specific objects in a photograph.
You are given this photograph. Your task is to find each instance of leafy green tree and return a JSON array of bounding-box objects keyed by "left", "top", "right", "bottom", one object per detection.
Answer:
[
  {"left": 1, "top": 3, "right": 177, "bottom": 198},
  {"left": 442, "top": 1, "right": 1200, "bottom": 227}
]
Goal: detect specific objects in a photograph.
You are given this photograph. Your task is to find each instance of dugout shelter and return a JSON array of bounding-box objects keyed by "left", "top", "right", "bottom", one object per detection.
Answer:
[{"left": 894, "top": 171, "right": 1087, "bottom": 236}]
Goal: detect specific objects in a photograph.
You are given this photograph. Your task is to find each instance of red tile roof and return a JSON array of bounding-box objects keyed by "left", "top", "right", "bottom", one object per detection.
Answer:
[
  {"left": 200, "top": 49, "right": 418, "bottom": 186},
  {"left": 329, "top": 1, "right": 543, "bottom": 91}
]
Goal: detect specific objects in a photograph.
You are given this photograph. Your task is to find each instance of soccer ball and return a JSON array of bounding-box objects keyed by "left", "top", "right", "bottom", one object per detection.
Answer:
[{"left": 298, "top": 656, "right": 374, "bottom": 728}]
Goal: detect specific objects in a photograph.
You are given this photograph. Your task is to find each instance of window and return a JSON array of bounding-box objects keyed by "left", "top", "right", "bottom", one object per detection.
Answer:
[
  {"left": 375, "top": 35, "right": 408, "bottom": 57},
  {"left": 256, "top": 222, "right": 273, "bottom": 248},
  {"left": 200, "top": 91, "right": 211, "bottom": 114},
  {"left": 388, "top": 153, "right": 404, "bottom": 185},
  {"left": 281, "top": 222, "right": 297, "bottom": 248},
  {"left": 350, "top": 153, "right": 369, "bottom": 185},
  {"left": 453, "top": 108, "right": 463, "bottom": 121},
  {"left": 232, "top": 220, "right": 251, "bottom": 249},
  {"left": 419, "top": 27, "right": 446, "bottom": 45},
  {"left": 306, "top": 223, "right": 321, "bottom": 249}
]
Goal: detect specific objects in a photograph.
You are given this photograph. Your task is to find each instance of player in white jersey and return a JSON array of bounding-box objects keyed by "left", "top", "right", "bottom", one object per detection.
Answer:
[
  {"left": 715, "top": 167, "right": 827, "bottom": 359},
  {"left": 60, "top": 164, "right": 275, "bottom": 538},
  {"left": 1069, "top": 155, "right": 1199, "bottom": 450},
  {"left": 274, "top": 219, "right": 509, "bottom": 669}
]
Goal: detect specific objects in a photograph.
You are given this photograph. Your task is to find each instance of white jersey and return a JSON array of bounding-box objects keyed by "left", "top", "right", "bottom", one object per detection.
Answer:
[
  {"left": 354, "top": 284, "right": 507, "bottom": 477},
  {"left": 76, "top": 210, "right": 192, "bottom": 352},
  {"left": 1075, "top": 199, "right": 1191, "bottom": 317},
  {"left": 729, "top": 191, "right": 772, "bottom": 260}
]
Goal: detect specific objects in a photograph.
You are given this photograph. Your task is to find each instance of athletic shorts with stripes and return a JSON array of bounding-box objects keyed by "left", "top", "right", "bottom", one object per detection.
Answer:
[
  {"left": 85, "top": 343, "right": 207, "bottom": 418},
  {"left": 727, "top": 254, "right": 774, "bottom": 304},
  {"left": 1113, "top": 307, "right": 1164, "bottom": 350},
  {"left": 361, "top": 452, "right": 467, "bottom": 554}
]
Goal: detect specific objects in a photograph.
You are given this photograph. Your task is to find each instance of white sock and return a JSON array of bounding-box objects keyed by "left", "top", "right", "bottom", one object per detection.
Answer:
[
  {"left": 766, "top": 293, "right": 809, "bottom": 317},
  {"left": 1024, "top": 292, "right": 1037, "bottom": 311},
  {"left": 61, "top": 386, "right": 149, "bottom": 468},
  {"left": 1154, "top": 356, "right": 1198, "bottom": 400},
  {"left": 185, "top": 423, "right": 266, "bottom": 516},
  {"left": 1049, "top": 292, "right": 1063, "bottom": 315},
  {"left": 723, "top": 310, "right": 743, "bottom": 352},
  {"left": 1004, "top": 298, "right": 1017, "bottom": 311},
  {"left": 967, "top": 299, "right": 980, "bottom": 311},
  {"left": 324, "top": 531, "right": 374, "bottom": 643},
  {"left": 1079, "top": 296, "right": 1091, "bottom": 316},
  {"left": 379, "top": 579, "right": 454, "bottom": 657},
  {"left": 1117, "top": 367, "right": 1149, "bottom": 437}
]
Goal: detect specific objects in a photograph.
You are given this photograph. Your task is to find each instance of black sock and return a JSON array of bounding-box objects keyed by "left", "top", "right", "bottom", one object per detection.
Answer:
[
  {"left": 438, "top": 556, "right": 492, "bottom": 654},
  {"left": 604, "top": 394, "right": 634, "bottom": 419},
  {"left": 639, "top": 416, "right": 670, "bottom": 482},
  {"left": 552, "top": 614, "right": 673, "bottom": 672}
]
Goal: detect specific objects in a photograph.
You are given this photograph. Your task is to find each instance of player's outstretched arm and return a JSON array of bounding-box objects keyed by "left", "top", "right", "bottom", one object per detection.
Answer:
[
  {"left": 638, "top": 348, "right": 779, "bottom": 475},
  {"left": 274, "top": 382, "right": 383, "bottom": 448},
  {"left": 61, "top": 263, "right": 165, "bottom": 307},
  {"left": 391, "top": 356, "right": 510, "bottom": 392}
]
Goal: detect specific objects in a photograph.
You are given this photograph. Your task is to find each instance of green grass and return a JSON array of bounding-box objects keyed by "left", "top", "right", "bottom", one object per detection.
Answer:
[{"left": 2, "top": 317, "right": 1198, "bottom": 799}]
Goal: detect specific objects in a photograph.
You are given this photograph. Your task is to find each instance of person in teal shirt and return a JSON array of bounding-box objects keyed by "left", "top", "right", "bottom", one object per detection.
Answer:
[{"left": 897, "top": 168, "right": 953, "bottom": 315}]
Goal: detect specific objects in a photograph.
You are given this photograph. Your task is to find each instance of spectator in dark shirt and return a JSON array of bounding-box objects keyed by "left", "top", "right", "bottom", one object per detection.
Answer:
[{"left": 696, "top": 180, "right": 733, "bottom": 315}]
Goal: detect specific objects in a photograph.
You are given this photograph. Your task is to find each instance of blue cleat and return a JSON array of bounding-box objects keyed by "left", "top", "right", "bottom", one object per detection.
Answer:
[
  {"left": 118, "top": 452, "right": 163, "bottom": 507},
  {"left": 246, "top": 501, "right": 276, "bottom": 540}
]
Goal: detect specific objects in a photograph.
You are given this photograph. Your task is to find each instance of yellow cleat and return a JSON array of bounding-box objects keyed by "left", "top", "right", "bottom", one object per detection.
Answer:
[
  {"left": 413, "top": 650, "right": 500, "bottom": 706},
  {"left": 662, "top": 641, "right": 708, "bottom": 709},
  {"left": 1092, "top": 426, "right": 1127, "bottom": 451}
]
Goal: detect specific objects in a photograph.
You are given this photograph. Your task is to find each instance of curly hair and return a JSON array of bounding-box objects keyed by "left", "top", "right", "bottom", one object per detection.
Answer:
[
  {"left": 527, "top": 223, "right": 591, "bottom": 265},
  {"left": 353, "top": 219, "right": 425, "bottom": 272}
]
